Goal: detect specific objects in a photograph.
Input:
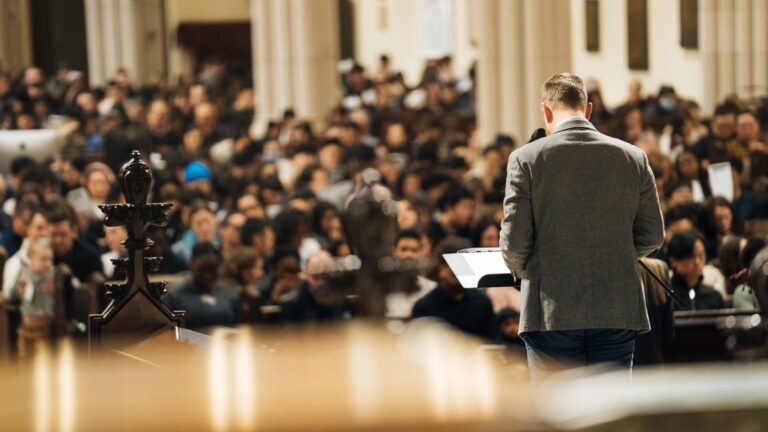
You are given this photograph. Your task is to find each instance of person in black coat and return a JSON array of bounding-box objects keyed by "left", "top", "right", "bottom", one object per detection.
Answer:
[
  {"left": 667, "top": 231, "right": 726, "bottom": 310},
  {"left": 411, "top": 236, "right": 495, "bottom": 340},
  {"left": 280, "top": 250, "right": 352, "bottom": 324}
]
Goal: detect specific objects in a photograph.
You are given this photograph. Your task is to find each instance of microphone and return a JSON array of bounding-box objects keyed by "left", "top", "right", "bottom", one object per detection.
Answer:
[{"left": 528, "top": 128, "right": 547, "bottom": 143}]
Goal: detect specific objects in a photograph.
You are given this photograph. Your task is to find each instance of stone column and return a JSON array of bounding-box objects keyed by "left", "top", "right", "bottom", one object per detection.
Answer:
[
  {"left": 716, "top": 0, "right": 736, "bottom": 100},
  {"left": 473, "top": 0, "right": 501, "bottom": 145},
  {"left": 100, "top": 0, "right": 122, "bottom": 81},
  {"left": 84, "top": 0, "right": 106, "bottom": 85},
  {"left": 699, "top": 0, "right": 719, "bottom": 114},
  {"left": 752, "top": 0, "right": 768, "bottom": 99},
  {"left": 733, "top": 0, "right": 752, "bottom": 99},
  {"left": 118, "top": 0, "right": 140, "bottom": 82},
  {"left": 0, "top": 0, "right": 32, "bottom": 73},
  {"left": 251, "top": 0, "right": 278, "bottom": 134},
  {"left": 473, "top": 0, "right": 572, "bottom": 145},
  {"left": 291, "top": 0, "right": 340, "bottom": 122},
  {"left": 497, "top": 0, "right": 526, "bottom": 140},
  {"left": 251, "top": 0, "right": 340, "bottom": 137},
  {"left": 84, "top": 0, "right": 146, "bottom": 86}
]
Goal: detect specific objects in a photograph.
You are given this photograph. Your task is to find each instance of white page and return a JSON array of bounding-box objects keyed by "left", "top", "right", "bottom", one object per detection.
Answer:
[
  {"left": 707, "top": 162, "right": 734, "bottom": 202},
  {"left": 442, "top": 250, "right": 510, "bottom": 288}
]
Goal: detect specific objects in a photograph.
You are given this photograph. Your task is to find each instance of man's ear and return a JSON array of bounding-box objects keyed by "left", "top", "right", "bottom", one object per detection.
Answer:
[
  {"left": 584, "top": 102, "right": 593, "bottom": 120},
  {"left": 543, "top": 103, "right": 554, "bottom": 124}
]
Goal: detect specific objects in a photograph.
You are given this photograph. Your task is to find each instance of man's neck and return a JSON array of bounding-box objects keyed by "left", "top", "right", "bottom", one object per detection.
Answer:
[{"left": 553, "top": 111, "right": 586, "bottom": 130}]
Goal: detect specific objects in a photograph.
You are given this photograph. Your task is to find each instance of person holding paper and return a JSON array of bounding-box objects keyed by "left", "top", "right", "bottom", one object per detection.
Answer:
[{"left": 500, "top": 73, "right": 664, "bottom": 379}]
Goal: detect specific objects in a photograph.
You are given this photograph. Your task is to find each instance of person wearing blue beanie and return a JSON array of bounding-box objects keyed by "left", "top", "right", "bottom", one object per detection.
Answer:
[{"left": 184, "top": 161, "right": 213, "bottom": 197}]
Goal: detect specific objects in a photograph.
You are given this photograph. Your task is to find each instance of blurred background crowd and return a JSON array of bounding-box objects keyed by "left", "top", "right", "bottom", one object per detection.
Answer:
[{"left": 0, "top": 54, "right": 767, "bottom": 361}]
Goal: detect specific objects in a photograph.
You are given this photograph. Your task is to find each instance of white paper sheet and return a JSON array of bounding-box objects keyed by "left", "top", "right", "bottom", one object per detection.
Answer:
[
  {"left": 707, "top": 162, "right": 734, "bottom": 202},
  {"left": 442, "top": 248, "right": 511, "bottom": 288}
]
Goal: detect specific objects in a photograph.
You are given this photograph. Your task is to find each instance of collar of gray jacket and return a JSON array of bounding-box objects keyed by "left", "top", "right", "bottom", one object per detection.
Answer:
[{"left": 553, "top": 116, "right": 596, "bottom": 134}]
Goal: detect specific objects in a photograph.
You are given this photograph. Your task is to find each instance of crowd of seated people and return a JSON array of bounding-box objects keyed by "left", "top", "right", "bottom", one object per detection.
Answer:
[{"left": 0, "top": 58, "right": 767, "bottom": 359}]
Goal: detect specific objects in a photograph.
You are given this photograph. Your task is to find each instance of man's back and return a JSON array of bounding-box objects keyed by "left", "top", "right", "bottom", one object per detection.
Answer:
[{"left": 501, "top": 117, "right": 664, "bottom": 334}]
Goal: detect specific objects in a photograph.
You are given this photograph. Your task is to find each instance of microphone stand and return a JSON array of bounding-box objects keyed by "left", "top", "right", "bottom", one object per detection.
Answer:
[{"left": 638, "top": 259, "right": 687, "bottom": 309}]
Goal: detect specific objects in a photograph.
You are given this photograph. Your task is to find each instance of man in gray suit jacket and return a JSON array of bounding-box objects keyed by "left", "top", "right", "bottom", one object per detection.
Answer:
[{"left": 500, "top": 73, "right": 664, "bottom": 378}]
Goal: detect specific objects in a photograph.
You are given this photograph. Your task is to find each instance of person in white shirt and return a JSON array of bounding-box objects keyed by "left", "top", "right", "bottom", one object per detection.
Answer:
[
  {"left": 385, "top": 229, "right": 436, "bottom": 319},
  {"left": 2, "top": 207, "right": 50, "bottom": 300}
]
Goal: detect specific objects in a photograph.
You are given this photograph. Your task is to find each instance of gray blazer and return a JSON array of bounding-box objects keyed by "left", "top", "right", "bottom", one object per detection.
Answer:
[{"left": 500, "top": 117, "right": 664, "bottom": 334}]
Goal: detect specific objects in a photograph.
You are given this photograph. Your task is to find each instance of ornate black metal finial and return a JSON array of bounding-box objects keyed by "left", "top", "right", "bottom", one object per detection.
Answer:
[
  {"left": 120, "top": 150, "right": 153, "bottom": 206},
  {"left": 88, "top": 150, "right": 184, "bottom": 352}
]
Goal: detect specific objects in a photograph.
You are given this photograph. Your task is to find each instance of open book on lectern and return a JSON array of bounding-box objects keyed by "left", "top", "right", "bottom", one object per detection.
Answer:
[{"left": 442, "top": 248, "right": 520, "bottom": 289}]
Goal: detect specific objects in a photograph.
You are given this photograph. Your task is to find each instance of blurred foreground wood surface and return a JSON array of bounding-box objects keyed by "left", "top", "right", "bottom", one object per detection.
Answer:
[{"left": 2, "top": 320, "right": 768, "bottom": 431}]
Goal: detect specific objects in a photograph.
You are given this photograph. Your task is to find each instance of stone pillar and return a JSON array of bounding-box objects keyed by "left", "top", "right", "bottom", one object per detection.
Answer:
[
  {"left": 251, "top": 0, "right": 275, "bottom": 134},
  {"left": 522, "top": 0, "right": 544, "bottom": 135},
  {"left": 291, "top": 0, "right": 340, "bottom": 123},
  {"left": 752, "top": 0, "right": 768, "bottom": 99},
  {"left": 716, "top": 0, "right": 736, "bottom": 99},
  {"left": 473, "top": 0, "right": 572, "bottom": 145},
  {"left": 118, "top": 0, "right": 140, "bottom": 82},
  {"left": 699, "top": 0, "right": 719, "bottom": 114},
  {"left": 0, "top": 0, "right": 32, "bottom": 73},
  {"left": 100, "top": 0, "right": 122, "bottom": 81},
  {"left": 474, "top": 0, "right": 501, "bottom": 145},
  {"left": 497, "top": 0, "right": 526, "bottom": 140},
  {"left": 733, "top": 0, "right": 752, "bottom": 99},
  {"left": 84, "top": 0, "right": 106, "bottom": 85},
  {"left": 251, "top": 0, "right": 340, "bottom": 137},
  {"left": 84, "top": 0, "right": 147, "bottom": 86}
]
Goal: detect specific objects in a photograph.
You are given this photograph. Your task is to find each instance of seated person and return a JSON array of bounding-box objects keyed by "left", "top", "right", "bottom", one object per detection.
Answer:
[
  {"left": 220, "top": 247, "right": 265, "bottom": 323},
  {"left": 720, "top": 235, "right": 765, "bottom": 310},
  {"left": 147, "top": 227, "right": 187, "bottom": 275},
  {"left": 427, "top": 184, "right": 475, "bottom": 246},
  {"left": 385, "top": 229, "right": 436, "bottom": 319},
  {"left": 47, "top": 203, "right": 103, "bottom": 284},
  {"left": 1, "top": 200, "right": 37, "bottom": 257},
  {"left": 258, "top": 246, "right": 302, "bottom": 305},
  {"left": 411, "top": 236, "right": 496, "bottom": 339},
  {"left": 280, "top": 250, "right": 353, "bottom": 324},
  {"left": 2, "top": 206, "right": 50, "bottom": 299},
  {"left": 101, "top": 225, "right": 127, "bottom": 279},
  {"left": 496, "top": 308, "right": 525, "bottom": 352},
  {"left": 668, "top": 231, "right": 726, "bottom": 310},
  {"left": 164, "top": 243, "right": 239, "bottom": 330},
  {"left": 7, "top": 240, "right": 66, "bottom": 358},
  {"left": 172, "top": 202, "right": 221, "bottom": 265}
]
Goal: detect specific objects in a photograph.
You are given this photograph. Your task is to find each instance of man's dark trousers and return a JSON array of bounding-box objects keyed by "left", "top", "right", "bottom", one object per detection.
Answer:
[{"left": 520, "top": 329, "right": 637, "bottom": 380}]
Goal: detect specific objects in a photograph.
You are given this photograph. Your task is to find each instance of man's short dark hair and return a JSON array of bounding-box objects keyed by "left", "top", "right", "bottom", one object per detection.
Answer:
[
  {"left": 240, "top": 218, "right": 269, "bottom": 246},
  {"left": 714, "top": 103, "right": 739, "bottom": 118},
  {"left": 541, "top": 73, "right": 588, "bottom": 109},
  {"left": 667, "top": 231, "right": 705, "bottom": 260},
  {"left": 438, "top": 183, "right": 473, "bottom": 212},
  {"left": 10, "top": 156, "right": 36, "bottom": 177},
  {"left": 434, "top": 235, "right": 472, "bottom": 258},
  {"left": 396, "top": 229, "right": 421, "bottom": 245},
  {"left": 664, "top": 178, "right": 693, "bottom": 198},
  {"left": 46, "top": 201, "right": 78, "bottom": 227},
  {"left": 664, "top": 205, "right": 694, "bottom": 227}
]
